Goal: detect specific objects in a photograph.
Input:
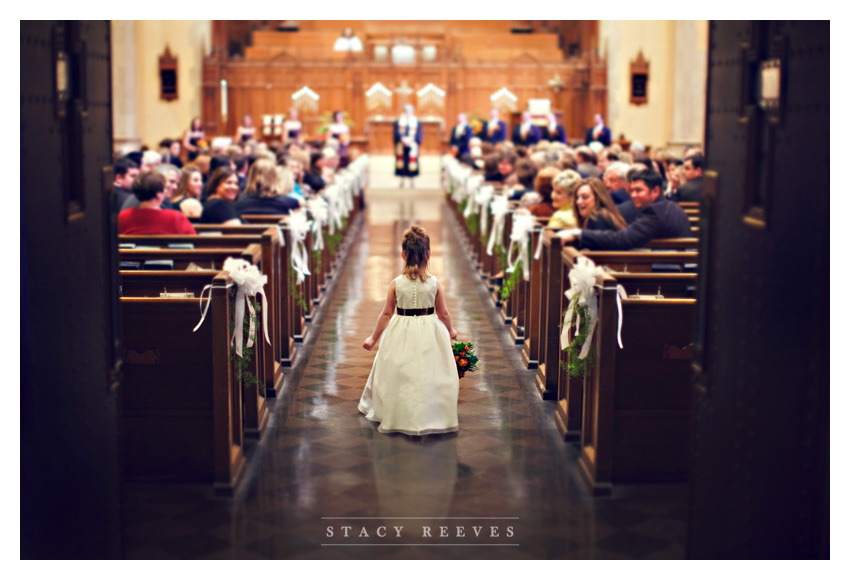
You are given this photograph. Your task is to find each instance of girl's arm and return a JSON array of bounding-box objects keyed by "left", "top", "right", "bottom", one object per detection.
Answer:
[
  {"left": 434, "top": 279, "right": 458, "bottom": 340},
  {"left": 363, "top": 280, "right": 397, "bottom": 351}
]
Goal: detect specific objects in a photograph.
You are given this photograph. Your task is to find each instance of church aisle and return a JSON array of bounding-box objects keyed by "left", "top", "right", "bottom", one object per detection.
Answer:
[{"left": 123, "top": 180, "right": 688, "bottom": 560}]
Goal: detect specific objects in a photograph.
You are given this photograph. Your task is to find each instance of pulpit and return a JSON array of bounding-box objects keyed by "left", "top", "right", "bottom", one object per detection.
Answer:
[{"left": 366, "top": 117, "right": 444, "bottom": 155}]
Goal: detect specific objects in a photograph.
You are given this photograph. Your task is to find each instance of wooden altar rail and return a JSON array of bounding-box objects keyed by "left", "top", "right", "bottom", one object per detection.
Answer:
[{"left": 120, "top": 273, "right": 247, "bottom": 495}]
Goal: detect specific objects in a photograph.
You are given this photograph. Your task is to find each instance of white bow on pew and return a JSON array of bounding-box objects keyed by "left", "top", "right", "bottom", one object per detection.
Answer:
[
  {"left": 288, "top": 210, "right": 313, "bottom": 284},
  {"left": 463, "top": 174, "right": 484, "bottom": 218},
  {"left": 505, "top": 212, "right": 536, "bottom": 282},
  {"left": 307, "top": 197, "right": 329, "bottom": 251},
  {"left": 193, "top": 257, "right": 271, "bottom": 358},
  {"left": 487, "top": 195, "right": 510, "bottom": 256},
  {"left": 560, "top": 256, "right": 627, "bottom": 358},
  {"left": 475, "top": 185, "right": 494, "bottom": 234}
]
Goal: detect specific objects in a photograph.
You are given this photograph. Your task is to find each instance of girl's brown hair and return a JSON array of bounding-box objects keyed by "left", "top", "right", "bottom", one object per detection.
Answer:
[{"left": 401, "top": 225, "right": 431, "bottom": 282}]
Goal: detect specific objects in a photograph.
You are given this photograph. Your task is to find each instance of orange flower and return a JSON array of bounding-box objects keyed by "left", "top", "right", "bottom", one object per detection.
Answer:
[
  {"left": 465, "top": 346, "right": 470, "bottom": 351},
  {"left": 454, "top": 355, "right": 459, "bottom": 361},
  {"left": 459, "top": 359, "right": 468, "bottom": 367}
]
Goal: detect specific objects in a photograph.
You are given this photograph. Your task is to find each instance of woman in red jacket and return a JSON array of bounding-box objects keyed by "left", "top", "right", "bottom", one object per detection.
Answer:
[{"left": 118, "top": 172, "right": 196, "bottom": 235}]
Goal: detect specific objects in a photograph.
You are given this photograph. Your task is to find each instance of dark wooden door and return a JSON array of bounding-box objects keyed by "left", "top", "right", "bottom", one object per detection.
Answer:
[
  {"left": 21, "top": 21, "right": 123, "bottom": 558},
  {"left": 687, "top": 21, "right": 829, "bottom": 559}
]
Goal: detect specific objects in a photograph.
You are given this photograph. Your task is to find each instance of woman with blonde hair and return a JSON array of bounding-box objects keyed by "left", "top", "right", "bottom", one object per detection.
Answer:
[
  {"left": 235, "top": 159, "right": 300, "bottom": 216},
  {"left": 170, "top": 165, "right": 204, "bottom": 220},
  {"left": 547, "top": 169, "right": 582, "bottom": 228}
]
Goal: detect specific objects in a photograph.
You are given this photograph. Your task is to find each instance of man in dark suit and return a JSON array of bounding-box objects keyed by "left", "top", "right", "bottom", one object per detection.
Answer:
[
  {"left": 541, "top": 112, "right": 566, "bottom": 144},
  {"left": 512, "top": 111, "right": 541, "bottom": 147},
  {"left": 479, "top": 108, "right": 507, "bottom": 145},
  {"left": 675, "top": 153, "right": 704, "bottom": 202},
  {"left": 111, "top": 157, "right": 140, "bottom": 213},
  {"left": 449, "top": 112, "right": 473, "bottom": 161},
  {"left": 556, "top": 169, "right": 692, "bottom": 250},
  {"left": 585, "top": 113, "right": 611, "bottom": 146}
]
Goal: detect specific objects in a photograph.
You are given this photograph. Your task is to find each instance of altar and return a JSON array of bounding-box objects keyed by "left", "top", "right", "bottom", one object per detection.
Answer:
[{"left": 366, "top": 117, "right": 445, "bottom": 155}]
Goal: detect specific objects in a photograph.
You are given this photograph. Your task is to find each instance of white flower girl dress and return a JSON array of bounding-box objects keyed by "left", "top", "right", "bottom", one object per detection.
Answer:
[{"left": 358, "top": 274, "right": 459, "bottom": 435}]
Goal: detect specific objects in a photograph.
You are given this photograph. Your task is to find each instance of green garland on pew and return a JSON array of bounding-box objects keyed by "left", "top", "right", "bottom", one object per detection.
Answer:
[
  {"left": 500, "top": 259, "right": 522, "bottom": 301},
  {"left": 229, "top": 291, "right": 260, "bottom": 395},
  {"left": 559, "top": 298, "right": 595, "bottom": 378},
  {"left": 495, "top": 243, "right": 507, "bottom": 272},
  {"left": 461, "top": 199, "right": 478, "bottom": 236},
  {"left": 289, "top": 271, "right": 308, "bottom": 311},
  {"left": 312, "top": 249, "right": 323, "bottom": 276}
]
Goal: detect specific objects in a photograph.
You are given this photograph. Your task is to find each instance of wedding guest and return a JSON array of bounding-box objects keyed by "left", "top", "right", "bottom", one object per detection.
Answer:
[
  {"left": 603, "top": 162, "right": 633, "bottom": 204},
  {"left": 171, "top": 165, "right": 204, "bottom": 220},
  {"left": 328, "top": 111, "right": 351, "bottom": 156},
  {"left": 573, "top": 177, "right": 628, "bottom": 231},
  {"left": 120, "top": 164, "right": 179, "bottom": 211},
  {"left": 303, "top": 151, "right": 326, "bottom": 192},
  {"left": 528, "top": 166, "right": 560, "bottom": 218},
  {"left": 676, "top": 153, "right": 704, "bottom": 202},
  {"left": 200, "top": 167, "right": 242, "bottom": 225},
  {"left": 111, "top": 157, "right": 140, "bottom": 213},
  {"left": 547, "top": 170, "right": 582, "bottom": 228},
  {"left": 508, "top": 158, "right": 537, "bottom": 201},
  {"left": 117, "top": 172, "right": 196, "bottom": 235},
  {"left": 557, "top": 169, "right": 691, "bottom": 249},
  {"left": 235, "top": 159, "right": 300, "bottom": 216}
]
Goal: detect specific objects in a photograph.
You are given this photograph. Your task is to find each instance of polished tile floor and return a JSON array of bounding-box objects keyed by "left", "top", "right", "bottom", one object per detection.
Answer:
[{"left": 123, "top": 172, "right": 688, "bottom": 560}]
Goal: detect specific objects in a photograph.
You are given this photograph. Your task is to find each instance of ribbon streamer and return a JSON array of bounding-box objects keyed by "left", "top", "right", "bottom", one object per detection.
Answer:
[
  {"left": 307, "top": 197, "right": 329, "bottom": 251},
  {"left": 475, "top": 185, "right": 494, "bottom": 234},
  {"left": 505, "top": 213, "right": 535, "bottom": 282},
  {"left": 288, "top": 210, "right": 313, "bottom": 284},
  {"left": 487, "top": 195, "right": 510, "bottom": 256}
]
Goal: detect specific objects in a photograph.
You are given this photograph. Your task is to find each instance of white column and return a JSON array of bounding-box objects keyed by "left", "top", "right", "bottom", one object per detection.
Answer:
[
  {"left": 110, "top": 20, "right": 141, "bottom": 153},
  {"left": 669, "top": 20, "right": 709, "bottom": 154}
]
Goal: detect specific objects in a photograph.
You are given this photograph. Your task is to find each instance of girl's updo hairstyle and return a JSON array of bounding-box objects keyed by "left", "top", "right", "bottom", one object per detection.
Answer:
[{"left": 401, "top": 225, "right": 431, "bottom": 282}]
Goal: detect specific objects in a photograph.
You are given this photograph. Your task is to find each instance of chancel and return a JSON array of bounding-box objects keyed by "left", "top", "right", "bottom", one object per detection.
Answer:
[{"left": 20, "top": 19, "right": 829, "bottom": 562}]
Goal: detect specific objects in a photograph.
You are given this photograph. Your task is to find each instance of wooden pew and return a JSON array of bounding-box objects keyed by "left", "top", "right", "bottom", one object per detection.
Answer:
[
  {"left": 119, "top": 246, "right": 272, "bottom": 441},
  {"left": 120, "top": 230, "right": 285, "bottom": 395},
  {"left": 120, "top": 272, "right": 246, "bottom": 494},
  {"left": 574, "top": 272, "right": 696, "bottom": 495},
  {"left": 555, "top": 246, "right": 699, "bottom": 441}
]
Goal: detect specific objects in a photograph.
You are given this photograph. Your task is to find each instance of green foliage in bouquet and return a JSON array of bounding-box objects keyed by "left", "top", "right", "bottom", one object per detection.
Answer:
[
  {"left": 559, "top": 297, "right": 595, "bottom": 378},
  {"left": 452, "top": 341, "right": 479, "bottom": 378}
]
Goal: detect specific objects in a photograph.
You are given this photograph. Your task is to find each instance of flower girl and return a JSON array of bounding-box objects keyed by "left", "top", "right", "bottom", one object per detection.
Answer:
[{"left": 358, "top": 226, "right": 460, "bottom": 436}]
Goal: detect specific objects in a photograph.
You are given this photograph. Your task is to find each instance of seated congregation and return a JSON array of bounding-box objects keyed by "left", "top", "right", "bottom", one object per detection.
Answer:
[
  {"left": 443, "top": 118, "right": 703, "bottom": 495},
  {"left": 114, "top": 132, "right": 368, "bottom": 493}
]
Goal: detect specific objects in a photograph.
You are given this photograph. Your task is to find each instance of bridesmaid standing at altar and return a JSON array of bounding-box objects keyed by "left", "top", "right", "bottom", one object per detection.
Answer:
[
  {"left": 394, "top": 104, "right": 423, "bottom": 188},
  {"left": 283, "top": 108, "right": 303, "bottom": 143},
  {"left": 328, "top": 111, "right": 350, "bottom": 156},
  {"left": 183, "top": 117, "right": 205, "bottom": 162},
  {"left": 235, "top": 114, "right": 256, "bottom": 144}
]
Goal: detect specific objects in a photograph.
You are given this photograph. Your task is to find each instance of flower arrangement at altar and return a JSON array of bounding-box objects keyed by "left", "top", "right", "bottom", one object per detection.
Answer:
[{"left": 452, "top": 341, "right": 479, "bottom": 378}]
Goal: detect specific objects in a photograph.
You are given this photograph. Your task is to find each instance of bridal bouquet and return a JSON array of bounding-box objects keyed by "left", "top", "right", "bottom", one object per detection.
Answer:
[{"left": 452, "top": 341, "right": 479, "bottom": 378}]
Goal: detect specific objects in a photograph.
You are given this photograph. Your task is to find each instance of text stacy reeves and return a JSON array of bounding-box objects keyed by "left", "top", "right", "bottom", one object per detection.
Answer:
[{"left": 326, "top": 525, "right": 515, "bottom": 539}]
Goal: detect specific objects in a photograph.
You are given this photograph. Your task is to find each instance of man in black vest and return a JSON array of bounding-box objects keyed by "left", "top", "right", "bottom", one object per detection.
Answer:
[
  {"left": 556, "top": 168, "right": 692, "bottom": 250},
  {"left": 512, "top": 111, "right": 540, "bottom": 147},
  {"left": 449, "top": 112, "right": 473, "bottom": 162}
]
